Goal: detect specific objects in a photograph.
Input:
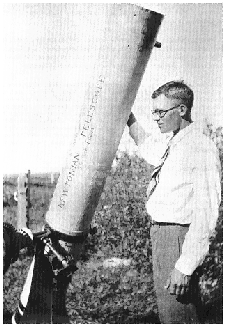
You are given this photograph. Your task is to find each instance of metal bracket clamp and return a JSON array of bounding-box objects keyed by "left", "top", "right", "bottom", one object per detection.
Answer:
[
  {"left": 42, "top": 238, "right": 77, "bottom": 278},
  {"left": 33, "top": 229, "right": 77, "bottom": 278},
  {"left": 154, "top": 41, "right": 161, "bottom": 48}
]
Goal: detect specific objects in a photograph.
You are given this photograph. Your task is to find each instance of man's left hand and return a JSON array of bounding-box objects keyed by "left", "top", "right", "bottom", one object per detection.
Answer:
[{"left": 164, "top": 268, "right": 191, "bottom": 296}]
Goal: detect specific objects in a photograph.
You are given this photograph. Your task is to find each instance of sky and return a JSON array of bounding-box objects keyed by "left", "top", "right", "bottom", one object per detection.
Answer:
[{"left": 2, "top": 3, "right": 223, "bottom": 174}]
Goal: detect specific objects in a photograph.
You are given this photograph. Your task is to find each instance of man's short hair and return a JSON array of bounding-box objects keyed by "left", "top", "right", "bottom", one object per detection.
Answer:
[{"left": 151, "top": 81, "right": 194, "bottom": 110}]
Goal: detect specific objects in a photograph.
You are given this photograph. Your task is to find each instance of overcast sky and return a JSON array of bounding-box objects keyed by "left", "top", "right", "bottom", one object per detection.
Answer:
[{"left": 3, "top": 3, "right": 223, "bottom": 174}]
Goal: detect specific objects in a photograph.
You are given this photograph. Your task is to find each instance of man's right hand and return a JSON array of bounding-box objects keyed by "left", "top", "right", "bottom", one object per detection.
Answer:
[{"left": 164, "top": 267, "right": 191, "bottom": 296}]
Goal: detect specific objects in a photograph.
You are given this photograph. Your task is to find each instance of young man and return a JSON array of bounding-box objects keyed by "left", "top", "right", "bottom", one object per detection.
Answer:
[{"left": 127, "top": 81, "right": 221, "bottom": 323}]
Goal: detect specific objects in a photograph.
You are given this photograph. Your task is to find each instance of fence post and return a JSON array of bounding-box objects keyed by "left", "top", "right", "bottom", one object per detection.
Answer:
[
  {"left": 27, "top": 170, "right": 31, "bottom": 227},
  {"left": 50, "top": 172, "right": 54, "bottom": 184},
  {"left": 17, "top": 170, "right": 30, "bottom": 230}
]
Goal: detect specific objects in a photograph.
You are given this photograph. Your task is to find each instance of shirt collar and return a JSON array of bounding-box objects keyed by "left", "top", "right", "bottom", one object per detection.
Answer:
[{"left": 169, "top": 122, "right": 199, "bottom": 148}]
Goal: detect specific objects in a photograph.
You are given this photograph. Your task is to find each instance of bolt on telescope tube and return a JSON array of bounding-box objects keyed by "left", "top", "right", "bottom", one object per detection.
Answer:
[{"left": 154, "top": 41, "right": 161, "bottom": 48}]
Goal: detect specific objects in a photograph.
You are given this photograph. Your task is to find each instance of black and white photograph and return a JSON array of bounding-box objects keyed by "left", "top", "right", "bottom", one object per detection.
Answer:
[{"left": 3, "top": 2, "right": 223, "bottom": 324}]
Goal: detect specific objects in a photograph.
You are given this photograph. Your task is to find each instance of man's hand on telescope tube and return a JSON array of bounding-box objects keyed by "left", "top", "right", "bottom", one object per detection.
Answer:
[
  {"left": 127, "top": 112, "right": 150, "bottom": 146},
  {"left": 164, "top": 267, "right": 191, "bottom": 297}
]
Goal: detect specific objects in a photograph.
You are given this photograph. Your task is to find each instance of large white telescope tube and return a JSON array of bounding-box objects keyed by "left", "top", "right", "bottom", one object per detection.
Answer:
[{"left": 45, "top": 4, "right": 163, "bottom": 236}]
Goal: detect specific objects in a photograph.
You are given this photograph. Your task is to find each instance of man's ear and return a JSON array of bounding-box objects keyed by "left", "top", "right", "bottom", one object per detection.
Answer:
[{"left": 179, "top": 104, "right": 188, "bottom": 117}]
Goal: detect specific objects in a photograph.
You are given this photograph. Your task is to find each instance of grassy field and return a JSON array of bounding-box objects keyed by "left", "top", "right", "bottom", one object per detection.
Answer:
[{"left": 3, "top": 125, "right": 223, "bottom": 323}]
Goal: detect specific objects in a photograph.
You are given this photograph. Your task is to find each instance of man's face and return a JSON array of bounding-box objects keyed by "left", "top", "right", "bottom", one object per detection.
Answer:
[{"left": 152, "top": 94, "right": 182, "bottom": 134}]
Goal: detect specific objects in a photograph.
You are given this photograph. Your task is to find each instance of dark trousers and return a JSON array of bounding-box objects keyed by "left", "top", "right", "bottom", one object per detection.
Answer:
[{"left": 150, "top": 223, "right": 201, "bottom": 324}]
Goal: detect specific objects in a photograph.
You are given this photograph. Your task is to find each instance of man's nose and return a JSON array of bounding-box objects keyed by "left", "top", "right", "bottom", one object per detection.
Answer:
[{"left": 153, "top": 115, "right": 160, "bottom": 122}]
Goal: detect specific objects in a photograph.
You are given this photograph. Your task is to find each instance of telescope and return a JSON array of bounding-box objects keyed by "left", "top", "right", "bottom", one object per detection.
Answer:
[{"left": 4, "top": 4, "right": 163, "bottom": 323}]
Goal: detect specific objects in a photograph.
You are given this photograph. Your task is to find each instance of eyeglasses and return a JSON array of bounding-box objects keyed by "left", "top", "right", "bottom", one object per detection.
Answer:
[{"left": 151, "top": 105, "right": 180, "bottom": 119}]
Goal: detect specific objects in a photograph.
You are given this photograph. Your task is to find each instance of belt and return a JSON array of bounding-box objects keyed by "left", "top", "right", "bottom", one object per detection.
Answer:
[{"left": 151, "top": 221, "right": 190, "bottom": 227}]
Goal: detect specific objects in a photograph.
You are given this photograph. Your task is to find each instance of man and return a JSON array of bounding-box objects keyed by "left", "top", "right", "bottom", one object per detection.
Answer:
[{"left": 127, "top": 81, "right": 221, "bottom": 323}]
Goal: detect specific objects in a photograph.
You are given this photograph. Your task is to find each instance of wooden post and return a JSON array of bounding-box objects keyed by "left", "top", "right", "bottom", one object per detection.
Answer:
[
  {"left": 17, "top": 170, "right": 30, "bottom": 230},
  {"left": 26, "top": 170, "right": 31, "bottom": 227},
  {"left": 50, "top": 172, "right": 54, "bottom": 184}
]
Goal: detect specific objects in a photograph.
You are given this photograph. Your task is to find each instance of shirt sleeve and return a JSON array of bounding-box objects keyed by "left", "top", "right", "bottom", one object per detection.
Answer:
[
  {"left": 175, "top": 146, "right": 221, "bottom": 276},
  {"left": 138, "top": 135, "right": 168, "bottom": 166}
]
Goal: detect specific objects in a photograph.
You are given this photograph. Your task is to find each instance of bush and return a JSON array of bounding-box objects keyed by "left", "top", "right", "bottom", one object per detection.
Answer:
[{"left": 200, "top": 124, "right": 223, "bottom": 308}]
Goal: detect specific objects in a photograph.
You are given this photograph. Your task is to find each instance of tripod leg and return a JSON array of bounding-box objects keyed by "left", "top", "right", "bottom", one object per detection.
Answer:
[
  {"left": 12, "top": 224, "right": 85, "bottom": 324},
  {"left": 12, "top": 243, "right": 54, "bottom": 324},
  {"left": 52, "top": 270, "right": 72, "bottom": 323},
  {"left": 47, "top": 229, "right": 85, "bottom": 323}
]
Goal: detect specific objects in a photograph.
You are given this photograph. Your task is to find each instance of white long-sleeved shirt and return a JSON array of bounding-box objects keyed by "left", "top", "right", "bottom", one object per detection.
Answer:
[{"left": 139, "top": 122, "right": 221, "bottom": 275}]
